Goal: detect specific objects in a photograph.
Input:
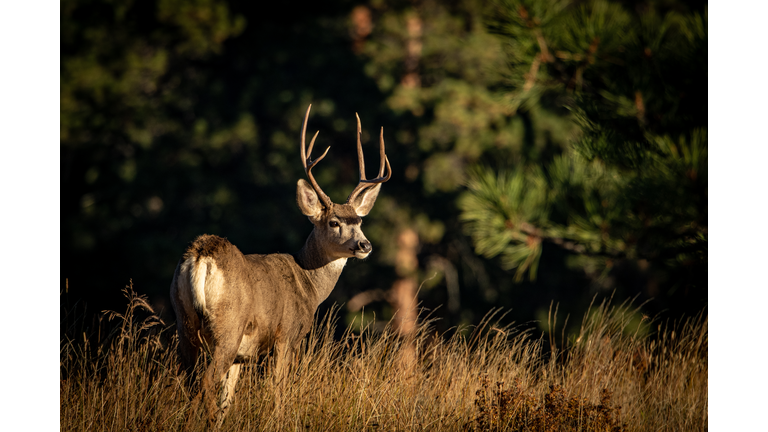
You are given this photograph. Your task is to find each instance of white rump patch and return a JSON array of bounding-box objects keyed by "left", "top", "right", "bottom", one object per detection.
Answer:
[
  {"left": 186, "top": 256, "right": 227, "bottom": 317},
  {"left": 188, "top": 257, "right": 213, "bottom": 315}
]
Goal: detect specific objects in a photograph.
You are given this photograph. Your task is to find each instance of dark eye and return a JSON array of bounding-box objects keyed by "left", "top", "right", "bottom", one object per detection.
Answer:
[{"left": 329, "top": 221, "right": 339, "bottom": 228}]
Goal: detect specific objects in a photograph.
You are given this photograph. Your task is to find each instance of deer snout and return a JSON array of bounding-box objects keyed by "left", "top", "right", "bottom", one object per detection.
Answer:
[{"left": 357, "top": 240, "right": 372, "bottom": 254}]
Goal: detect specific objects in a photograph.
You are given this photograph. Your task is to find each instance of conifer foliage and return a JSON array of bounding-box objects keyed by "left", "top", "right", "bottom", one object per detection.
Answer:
[{"left": 460, "top": 0, "right": 707, "bottom": 311}]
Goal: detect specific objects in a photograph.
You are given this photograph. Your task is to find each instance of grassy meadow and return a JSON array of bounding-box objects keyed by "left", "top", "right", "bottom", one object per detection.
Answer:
[{"left": 60, "top": 286, "right": 707, "bottom": 431}]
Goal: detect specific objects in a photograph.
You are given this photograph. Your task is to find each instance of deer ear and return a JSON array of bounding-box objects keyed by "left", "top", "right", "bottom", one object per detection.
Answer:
[
  {"left": 349, "top": 183, "right": 382, "bottom": 217},
  {"left": 297, "top": 179, "right": 324, "bottom": 218}
]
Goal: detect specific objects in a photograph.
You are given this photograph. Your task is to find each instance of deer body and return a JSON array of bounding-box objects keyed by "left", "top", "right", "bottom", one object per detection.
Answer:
[
  {"left": 170, "top": 105, "right": 390, "bottom": 428},
  {"left": 172, "top": 239, "right": 334, "bottom": 363}
]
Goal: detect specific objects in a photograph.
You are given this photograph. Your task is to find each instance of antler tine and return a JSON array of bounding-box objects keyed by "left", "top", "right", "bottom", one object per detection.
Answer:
[
  {"left": 378, "top": 127, "right": 386, "bottom": 178},
  {"left": 355, "top": 113, "right": 366, "bottom": 181},
  {"left": 364, "top": 126, "right": 391, "bottom": 183},
  {"left": 300, "top": 104, "right": 333, "bottom": 208},
  {"left": 346, "top": 117, "right": 392, "bottom": 204}
]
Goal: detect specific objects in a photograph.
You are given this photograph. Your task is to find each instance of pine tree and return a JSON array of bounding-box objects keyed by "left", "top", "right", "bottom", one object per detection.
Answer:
[{"left": 459, "top": 0, "right": 707, "bottom": 313}]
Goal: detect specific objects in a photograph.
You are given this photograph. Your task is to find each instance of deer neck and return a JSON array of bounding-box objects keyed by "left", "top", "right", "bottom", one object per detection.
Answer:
[{"left": 294, "top": 230, "right": 347, "bottom": 305}]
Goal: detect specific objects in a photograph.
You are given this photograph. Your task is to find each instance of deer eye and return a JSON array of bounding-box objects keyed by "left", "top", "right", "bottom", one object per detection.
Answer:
[{"left": 329, "top": 221, "right": 339, "bottom": 228}]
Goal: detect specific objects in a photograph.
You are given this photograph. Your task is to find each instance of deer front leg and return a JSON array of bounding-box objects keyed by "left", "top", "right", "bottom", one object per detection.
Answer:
[{"left": 271, "top": 339, "right": 297, "bottom": 414}]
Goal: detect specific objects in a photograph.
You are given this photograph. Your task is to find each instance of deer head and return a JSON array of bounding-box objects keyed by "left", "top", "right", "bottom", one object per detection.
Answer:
[{"left": 296, "top": 104, "right": 391, "bottom": 261}]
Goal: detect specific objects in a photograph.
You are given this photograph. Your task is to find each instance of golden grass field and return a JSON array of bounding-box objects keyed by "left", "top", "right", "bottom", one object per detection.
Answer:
[{"left": 60, "top": 285, "right": 707, "bottom": 431}]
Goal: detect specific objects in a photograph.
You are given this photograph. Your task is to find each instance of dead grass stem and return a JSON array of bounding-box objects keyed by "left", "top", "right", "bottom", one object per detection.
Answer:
[{"left": 60, "top": 285, "right": 707, "bottom": 431}]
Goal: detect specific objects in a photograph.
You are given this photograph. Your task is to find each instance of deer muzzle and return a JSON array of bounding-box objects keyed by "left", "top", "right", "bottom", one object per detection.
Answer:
[{"left": 356, "top": 240, "right": 372, "bottom": 254}]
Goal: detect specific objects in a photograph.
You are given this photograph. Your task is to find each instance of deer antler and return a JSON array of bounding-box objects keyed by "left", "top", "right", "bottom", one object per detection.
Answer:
[
  {"left": 346, "top": 113, "right": 392, "bottom": 204},
  {"left": 301, "top": 104, "right": 333, "bottom": 209}
]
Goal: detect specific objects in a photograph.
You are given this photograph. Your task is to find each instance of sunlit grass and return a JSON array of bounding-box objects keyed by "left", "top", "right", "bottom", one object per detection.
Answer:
[{"left": 60, "top": 285, "right": 706, "bottom": 431}]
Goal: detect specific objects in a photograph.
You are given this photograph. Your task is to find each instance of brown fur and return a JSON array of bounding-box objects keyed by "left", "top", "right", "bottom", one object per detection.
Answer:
[
  {"left": 330, "top": 205, "right": 363, "bottom": 225},
  {"left": 170, "top": 185, "right": 383, "bottom": 429},
  {"left": 171, "top": 106, "right": 390, "bottom": 429}
]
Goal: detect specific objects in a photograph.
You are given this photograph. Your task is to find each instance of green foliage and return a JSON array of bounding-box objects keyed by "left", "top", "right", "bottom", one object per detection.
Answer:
[
  {"left": 61, "top": 0, "right": 705, "bottom": 332},
  {"left": 61, "top": 0, "right": 270, "bottom": 318},
  {"left": 363, "top": 0, "right": 527, "bottom": 194},
  {"left": 459, "top": 167, "right": 549, "bottom": 281},
  {"left": 461, "top": 150, "right": 637, "bottom": 278},
  {"left": 355, "top": 2, "right": 579, "bottom": 316},
  {"left": 460, "top": 0, "right": 707, "bottom": 311}
]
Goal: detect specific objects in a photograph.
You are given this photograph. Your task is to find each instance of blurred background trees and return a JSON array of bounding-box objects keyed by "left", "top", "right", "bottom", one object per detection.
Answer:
[{"left": 61, "top": 0, "right": 707, "bottom": 335}]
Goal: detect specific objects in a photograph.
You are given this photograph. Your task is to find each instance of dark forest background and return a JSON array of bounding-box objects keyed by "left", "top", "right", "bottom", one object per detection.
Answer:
[{"left": 61, "top": 0, "right": 707, "bottom": 336}]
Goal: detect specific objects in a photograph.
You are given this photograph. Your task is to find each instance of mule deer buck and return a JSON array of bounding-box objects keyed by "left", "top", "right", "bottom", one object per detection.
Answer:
[{"left": 170, "top": 104, "right": 391, "bottom": 427}]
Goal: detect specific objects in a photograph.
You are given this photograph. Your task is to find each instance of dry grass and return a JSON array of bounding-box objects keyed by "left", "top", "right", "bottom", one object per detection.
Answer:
[{"left": 60, "top": 285, "right": 707, "bottom": 431}]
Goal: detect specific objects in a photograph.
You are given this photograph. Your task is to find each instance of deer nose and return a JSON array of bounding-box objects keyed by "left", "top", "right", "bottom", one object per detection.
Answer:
[{"left": 357, "top": 240, "right": 372, "bottom": 253}]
